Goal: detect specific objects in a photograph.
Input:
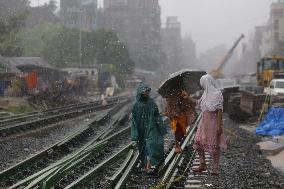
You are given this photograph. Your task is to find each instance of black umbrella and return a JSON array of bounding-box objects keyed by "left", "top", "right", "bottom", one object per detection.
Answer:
[{"left": 158, "top": 69, "right": 206, "bottom": 98}]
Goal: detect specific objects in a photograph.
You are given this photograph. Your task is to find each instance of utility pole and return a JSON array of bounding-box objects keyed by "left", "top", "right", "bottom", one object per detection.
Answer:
[{"left": 79, "top": 0, "right": 83, "bottom": 68}]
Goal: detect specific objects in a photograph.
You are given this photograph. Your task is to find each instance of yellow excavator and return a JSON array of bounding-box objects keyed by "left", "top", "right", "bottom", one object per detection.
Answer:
[
  {"left": 257, "top": 55, "right": 284, "bottom": 87},
  {"left": 239, "top": 55, "right": 284, "bottom": 116}
]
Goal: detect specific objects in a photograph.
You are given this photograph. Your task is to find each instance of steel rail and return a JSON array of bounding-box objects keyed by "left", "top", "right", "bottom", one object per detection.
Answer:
[
  {"left": 0, "top": 97, "right": 130, "bottom": 138},
  {"left": 0, "top": 94, "right": 132, "bottom": 127},
  {"left": 113, "top": 151, "right": 139, "bottom": 189},
  {"left": 158, "top": 115, "right": 201, "bottom": 189},
  {"left": 9, "top": 126, "right": 132, "bottom": 189},
  {"left": 64, "top": 142, "right": 135, "bottom": 189},
  {"left": 0, "top": 101, "right": 130, "bottom": 186}
]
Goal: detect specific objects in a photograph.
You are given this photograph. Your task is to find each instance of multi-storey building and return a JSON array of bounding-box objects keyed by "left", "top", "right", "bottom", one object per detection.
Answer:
[
  {"left": 161, "top": 16, "right": 183, "bottom": 73},
  {"left": 99, "top": 0, "right": 162, "bottom": 71},
  {"left": 260, "top": 0, "right": 284, "bottom": 56},
  {"left": 60, "top": 0, "right": 98, "bottom": 31}
]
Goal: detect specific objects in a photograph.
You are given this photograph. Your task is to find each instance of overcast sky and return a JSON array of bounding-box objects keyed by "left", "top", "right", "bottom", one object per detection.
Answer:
[{"left": 30, "top": 0, "right": 272, "bottom": 54}]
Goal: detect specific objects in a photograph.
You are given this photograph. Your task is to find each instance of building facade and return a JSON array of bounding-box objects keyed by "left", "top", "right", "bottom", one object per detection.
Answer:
[
  {"left": 99, "top": 0, "right": 162, "bottom": 71},
  {"left": 182, "top": 35, "right": 197, "bottom": 69},
  {"left": 161, "top": 17, "right": 184, "bottom": 73},
  {"left": 260, "top": 0, "right": 284, "bottom": 56},
  {"left": 60, "top": 0, "right": 98, "bottom": 31}
]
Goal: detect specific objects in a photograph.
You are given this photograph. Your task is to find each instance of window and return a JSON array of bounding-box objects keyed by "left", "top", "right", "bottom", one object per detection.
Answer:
[
  {"left": 257, "top": 62, "right": 263, "bottom": 73},
  {"left": 279, "top": 60, "right": 284, "bottom": 69},
  {"left": 274, "top": 19, "right": 279, "bottom": 30},
  {"left": 272, "top": 9, "right": 283, "bottom": 18},
  {"left": 263, "top": 60, "right": 272, "bottom": 70},
  {"left": 275, "top": 81, "right": 284, "bottom": 89},
  {"left": 274, "top": 32, "right": 279, "bottom": 40},
  {"left": 263, "top": 59, "right": 279, "bottom": 70}
]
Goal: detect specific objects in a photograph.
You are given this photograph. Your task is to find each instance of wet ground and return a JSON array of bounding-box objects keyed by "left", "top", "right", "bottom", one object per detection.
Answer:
[
  {"left": 0, "top": 113, "right": 96, "bottom": 171},
  {"left": 202, "top": 116, "right": 284, "bottom": 189}
]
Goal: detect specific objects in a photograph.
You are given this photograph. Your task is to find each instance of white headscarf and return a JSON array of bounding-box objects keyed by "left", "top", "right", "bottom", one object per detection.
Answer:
[{"left": 200, "top": 74, "right": 223, "bottom": 112}]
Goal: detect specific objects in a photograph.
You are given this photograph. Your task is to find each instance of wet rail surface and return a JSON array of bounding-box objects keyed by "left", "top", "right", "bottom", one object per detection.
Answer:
[
  {"left": 123, "top": 115, "right": 201, "bottom": 189},
  {"left": 0, "top": 98, "right": 132, "bottom": 189},
  {"left": 0, "top": 95, "right": 131, "bottom": 139},
  {"left": 1, "top": 95, "right": 282, "bottom": 188},
  {"left": 0, "top": 95, "right": 201, "bottom": 189},
  {"left": 146, "top": 115, "right": 284, "bottom": 189}
]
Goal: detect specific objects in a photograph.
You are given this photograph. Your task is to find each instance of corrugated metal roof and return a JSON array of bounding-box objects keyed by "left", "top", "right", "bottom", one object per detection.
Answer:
[
  {"left": 0, "top": 56, "right": 55, "bottom": 73},
  {"left": 0, "top": 56, "right": 20, "bottom": 73},
  {"left": 6, "top": 57, "right": 51, "bottom": 68}
]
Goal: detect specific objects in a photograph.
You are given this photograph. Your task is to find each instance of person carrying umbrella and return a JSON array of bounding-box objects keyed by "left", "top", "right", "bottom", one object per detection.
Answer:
[
  {"left": 131, "top": 82, "right": 167, "bottom": 173},
  {"left": 164, "top": 89, "right": 197, "bottom": 153}
]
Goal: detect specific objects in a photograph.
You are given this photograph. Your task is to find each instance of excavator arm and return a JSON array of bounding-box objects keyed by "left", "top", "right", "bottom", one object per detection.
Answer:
[{"left": 211, "top": 34, "right": 245, "bottom": 78}]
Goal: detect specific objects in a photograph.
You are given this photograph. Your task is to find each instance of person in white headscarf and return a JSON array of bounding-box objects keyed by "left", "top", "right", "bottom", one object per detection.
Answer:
[{"left": 190, "top": 74, "right": 227, "bottom": 176}]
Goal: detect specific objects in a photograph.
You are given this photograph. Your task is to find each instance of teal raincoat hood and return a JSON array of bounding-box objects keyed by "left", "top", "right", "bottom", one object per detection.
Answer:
[{"left": 136, "top": 82, "right": 151, "bottom": 101}]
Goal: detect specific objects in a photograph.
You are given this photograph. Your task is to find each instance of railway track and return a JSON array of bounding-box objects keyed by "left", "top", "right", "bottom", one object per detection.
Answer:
[
  {"left": 0, "top": 99, "right": 132, "bottom": 189},
  {"left": 1, "top": 94, "right": 206, "bottom": 189},
  {"left": 109, "top": 114, "right": 201, "bottom": 189},
  {"left": 0, "top": 95, "right": 130, "bottom": 127},
  {"left": 0, "top": 96, "right": 131, "bottom": 138},
  {"left": 148, "top": 115, "right": 214, "bottom": 189}
]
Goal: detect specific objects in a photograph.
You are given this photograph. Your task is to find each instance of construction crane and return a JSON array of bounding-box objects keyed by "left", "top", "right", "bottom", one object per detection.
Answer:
[{"left": 211, "top": 34, "right": 245, "bottom": 78}]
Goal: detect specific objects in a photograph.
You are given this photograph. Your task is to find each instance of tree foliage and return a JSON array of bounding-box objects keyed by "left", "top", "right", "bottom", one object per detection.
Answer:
[
  {"left": 0, "top": 0, "right": 29, "bottom": 56},
  {"left": 0, "top": 0, "right": 29, "bottom": 17},
  {"left": 41, "top": 27, "right": 134, "bottom": 75},
  {"left": 19, "top": 23, "right": 61, "bottom": 57},
  {"left": 42, "top": 27, "right": 80, "bottom": 68},
  {"left": 0, "top": 11, "right": 28, "bottom": 56},
  {"left": 25, "top": 0, "right": 59, "bottom": 27}
]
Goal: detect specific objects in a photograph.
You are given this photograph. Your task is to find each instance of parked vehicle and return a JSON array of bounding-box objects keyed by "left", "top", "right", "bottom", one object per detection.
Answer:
[{"left": 264, "top": 79, "right": 284, "bottom": 96}]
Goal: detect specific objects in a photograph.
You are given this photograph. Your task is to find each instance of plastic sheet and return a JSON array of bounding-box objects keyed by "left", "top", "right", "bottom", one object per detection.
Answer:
[
  {"left": 255, "top": 107, "right": 284, "bottom": 136},
  {"left": 25, "top": 70, "right": 38, "bottom": 90}
]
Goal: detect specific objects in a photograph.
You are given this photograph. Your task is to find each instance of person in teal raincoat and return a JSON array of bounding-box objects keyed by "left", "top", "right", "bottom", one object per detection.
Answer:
[{"left": 131, "top": 82, "right": 167, "bottom": 173}]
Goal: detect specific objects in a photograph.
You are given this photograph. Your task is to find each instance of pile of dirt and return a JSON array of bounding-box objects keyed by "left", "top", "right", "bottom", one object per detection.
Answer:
[{"left": 28, "top": 92, "right": 79, "bottom": 110}]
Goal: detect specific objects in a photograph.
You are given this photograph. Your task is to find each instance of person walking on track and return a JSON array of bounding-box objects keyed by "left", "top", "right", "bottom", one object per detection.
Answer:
[
  {"left": 131, "top": 82, "right": 167, "bottom": 174},
  {"left": 164, "top": 89, "right": 197, "bottom": 153},
  {"left": 190, "top": 74, "right": 227, "bottom": 176}
]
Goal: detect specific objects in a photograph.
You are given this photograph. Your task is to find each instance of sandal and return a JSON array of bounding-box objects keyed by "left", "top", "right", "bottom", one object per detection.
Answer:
[
  {"left": 211, "top": 168, "right": 219, "bottom": 176},
  {"left": 174, "top": 143, "right": 183, "bottom": 153},
  {"left": 192, "top": 163, "right": 207, "bottom": 173},
  {"left": 146, "top": 167, "right": 158, "bottom": 176}
]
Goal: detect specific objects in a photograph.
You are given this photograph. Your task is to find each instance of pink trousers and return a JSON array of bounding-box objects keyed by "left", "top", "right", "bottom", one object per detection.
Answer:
[{"left": 193, "top": 111, "right": 227, "bottom": 171}]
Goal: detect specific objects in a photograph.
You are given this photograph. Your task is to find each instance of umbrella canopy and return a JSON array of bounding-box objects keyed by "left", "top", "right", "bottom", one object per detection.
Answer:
[{"left": 158, "top": 69, "right": 206, "bottom": 98}]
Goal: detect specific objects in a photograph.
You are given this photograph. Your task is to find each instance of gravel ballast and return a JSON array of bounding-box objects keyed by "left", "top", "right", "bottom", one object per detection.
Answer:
[
  {"left": 203, "top": 117, "right": 284, "bottom": 189},
  {"left": 0, "top": 113, "right": 96, "bottom": 171}
]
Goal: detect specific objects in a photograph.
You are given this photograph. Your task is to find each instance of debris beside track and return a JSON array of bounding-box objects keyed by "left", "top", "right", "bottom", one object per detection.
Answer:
[
  {"left": 28, "top": 92, "right": 79, "bottom": 110},
  {"left": 0, "top": 114, "right": 95, "bottom": 171}
]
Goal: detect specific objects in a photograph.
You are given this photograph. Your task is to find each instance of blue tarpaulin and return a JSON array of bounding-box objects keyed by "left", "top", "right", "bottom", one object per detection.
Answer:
[
  {"left": 0, "top": 81, "right": 5, "bottom": 96},
  {"left": 0, "top": 80, "right": 10, "bottom": 96},
  {"left": 255, "top": 107, "right": 284, "bottom": 136}
]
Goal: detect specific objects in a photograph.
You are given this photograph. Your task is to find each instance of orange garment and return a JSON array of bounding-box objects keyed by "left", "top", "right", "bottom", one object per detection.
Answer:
[
  {"left": 165, "top": 96, "right": 197, "bottom": 141},
  {"left": 171, "top": 114, "right": 188, "bottom": 141},
  {"left": 170, "top": 114, "right": 188, "bottom": 134},
  {"left": 25, "top": 70, "right": 38, "bottom": 90}
]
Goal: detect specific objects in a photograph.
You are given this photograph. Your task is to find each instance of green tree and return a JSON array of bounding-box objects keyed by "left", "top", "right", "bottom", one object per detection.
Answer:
[
  {"left": 19, "top": 23, "right": 61, "bottom": 57},
  {"left": 25, "top": 0, "right": 59, "bottom": 27},
  {"left": 42, "top": 26, "right": 80, "bottom": 68},
  {"left": 0, "top": 11, "right": 28, "bottom": 56},
  {"left": 0, "top": 0, "right": 29, "bottom": 17},
  {"left": 42, "top": 28, "right": 135, "bottom": 77},
  {"left": 95, "top": 29, "right": 134, "bottom": 75}
]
